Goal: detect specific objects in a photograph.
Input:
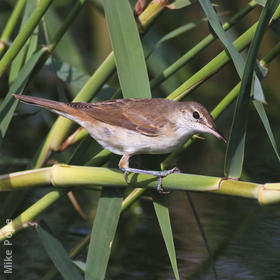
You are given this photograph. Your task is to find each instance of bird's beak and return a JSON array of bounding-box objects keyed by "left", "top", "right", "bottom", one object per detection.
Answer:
[{"left": 205, "top": 126, "right": 227, "bottom": 143}]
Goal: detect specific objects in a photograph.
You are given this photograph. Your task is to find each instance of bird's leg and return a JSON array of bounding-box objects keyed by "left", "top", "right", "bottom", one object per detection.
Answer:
[
  {"left": 119, "top": 154, "right": 131, "bottom": 184},
  {"left": 119, "top": 154, "right": 180, "bottom": 193}
]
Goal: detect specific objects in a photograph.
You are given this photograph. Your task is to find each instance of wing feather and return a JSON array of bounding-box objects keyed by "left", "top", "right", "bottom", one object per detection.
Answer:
[{"left": 66, "top": 99, "right": 175, "bottom": 137}]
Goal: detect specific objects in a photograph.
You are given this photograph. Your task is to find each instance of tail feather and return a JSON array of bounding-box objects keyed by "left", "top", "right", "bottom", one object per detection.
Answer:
[
  {"left": 13, "top": 94, "right": 65, "bottom": 112},
  {"left": 13, "top": 94, "right": 89, "bottom": 125}
]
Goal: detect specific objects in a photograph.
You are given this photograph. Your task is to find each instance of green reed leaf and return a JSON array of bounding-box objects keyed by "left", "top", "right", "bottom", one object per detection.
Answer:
[
  {"left": 253, "top": 100, "right": 280, "bottom": 160},
  {"left": 85, "top": 188, "right": 124, "bottom": 280},
  {"left": 199, "top": 0, "right": 266, "bottom": 103},
  {"left": 225, "top": 0, "right": 280, "bottom": 178},
  {"left": 104, "top": 0, "right": 151, "bottom": 98},
  {"left": 199, "top": 0, "right": 245, "bottom": 78},
  {"left": 152, "top": 193, "right": 180, "bottom": 280},
  {"left": 37, "top": 221, "right": 83, "bottom": 280}
]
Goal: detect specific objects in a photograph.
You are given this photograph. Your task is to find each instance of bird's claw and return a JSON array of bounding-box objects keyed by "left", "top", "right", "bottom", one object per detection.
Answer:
[
  {"left": 123, "top": 170, "right": 130, "bottom": 184},
  {"left": 157, "top": 176, "right": 170, "bottom": 194},
  {"left": 171, "top": 167, "right": 181, "bottom": 174},
  {"left": 122, "top": 166, "right": 180, "bottom": 194},
  {"left": 156, "top": 167, "right": 180, "bottom": 194}
]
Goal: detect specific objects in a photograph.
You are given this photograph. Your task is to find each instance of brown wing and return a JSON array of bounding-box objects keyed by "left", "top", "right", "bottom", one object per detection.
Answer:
[{"left": 66, "top": 98, "right": 176, "bottom": 137}]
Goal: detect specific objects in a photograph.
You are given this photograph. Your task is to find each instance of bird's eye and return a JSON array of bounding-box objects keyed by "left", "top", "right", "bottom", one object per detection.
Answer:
[{"left": 193, "top": 111, "right": 200, "bottom": 119}]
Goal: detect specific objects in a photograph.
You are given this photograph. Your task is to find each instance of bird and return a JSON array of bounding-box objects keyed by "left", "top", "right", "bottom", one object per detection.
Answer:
[{"left": 13, "top": 94, "right": 226, "bottom": 192}]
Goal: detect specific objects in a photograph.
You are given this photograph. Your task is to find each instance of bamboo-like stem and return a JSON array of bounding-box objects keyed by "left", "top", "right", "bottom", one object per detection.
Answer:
[
  {"left": 0, "top": 0, "right": 54, "bottom": 76},
  {"left": 137, "top": 0, "right": 167, "bottom": 29},
  {"left": 0, "top": 0, "right": 27, "bottom": 55},
  {"left": 47, "top": 0, "right": 86, "bottom": 54},
  {"left": 0, "top": 164, "right": 279, "bottom": 204},
  {"left": 0, "top": 164, "right": 220, "bottom": 191},
  {"left": 85, "top": 149, "right": 112, "bottom": 166},
  {"left": 167, "top": 23, "right": 257, "bottom": 100},
  {"left": 150, "top": 0, "right": 257, "bottom": 89},
  {"left": 121, "top": 188, "right": 146, "bottom": 211},
  {"left": 1, "top": 164, "right": 280, "bottom": 241}
]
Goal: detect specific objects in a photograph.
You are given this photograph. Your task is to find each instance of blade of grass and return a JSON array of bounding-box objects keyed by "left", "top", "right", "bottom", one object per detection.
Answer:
[
  {"left": 156, "top": 19, "right": 207, "bottom": 47},
  {"left": 225, "top": 0, "right": 280, "bottom": 178},
  {"left": 146, "top": 18, "right": 207, "bottom": 59},
  {"left": 151, "top": 1, "right": 257, "bottom": 89},
  {"left": 104, "top": 0, "right": 151, "bottom": 98},
  {"left": 198, "top": 0, "right": 244, "bottom": 77},
  {"left": 152, "top": 193, "right": 180, "bottom": 280},
  {"left": 253, "top": 73, "right": 266, "bottom": 103},
  {"left": 199, "top": 0, "right": 266, "bottom": 103},
  {"left": 252, "top": 100, "right": 280, "bottom": 160},
  {"left": 36, "top": 221, "right": 83, "bottom": 280},
  {"left": 85, "top": 188, "right": 124, "bottom": 280}
]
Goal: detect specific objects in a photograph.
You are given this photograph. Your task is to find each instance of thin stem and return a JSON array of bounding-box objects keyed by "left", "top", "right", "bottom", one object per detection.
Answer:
[
  {"left": 47, "top": 0, "right": 86, "bottom": 54},
  {"left": 260, "top": 41, "right": 280, "bottom": 66},
  {"left": 0, "top": 190, "right": 65, "bottom": 241},
  {"left": 0, "top": 0, "right": 27, "bottom": 55},
  {"left": 0, "top": 0, "right": 54, "bottom": 76},
  {"left": 167, "top": 4, "right": 280, "bottom": 101},
  {"left": 150, "top": 0, "right": 257, "bottom": 89}
]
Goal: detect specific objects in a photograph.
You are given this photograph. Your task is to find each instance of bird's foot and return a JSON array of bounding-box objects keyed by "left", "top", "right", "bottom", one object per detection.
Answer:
[
  {"left": 121, "top": 167, "right": 180, "bottom": 194},
  {"left": 156, "top": 167, "right": 180, "bottom": 194},
  {"left": 123, "top": 170, "right": 130, "bottom": 184}
]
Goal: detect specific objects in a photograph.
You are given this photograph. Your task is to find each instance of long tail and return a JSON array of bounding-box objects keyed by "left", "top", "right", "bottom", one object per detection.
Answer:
[
  {"left": 13, "top": 94, "right": 84, "bottom": 124},
  {"left": 13, "top": 94, "right": 67, "bottom": 112}
]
